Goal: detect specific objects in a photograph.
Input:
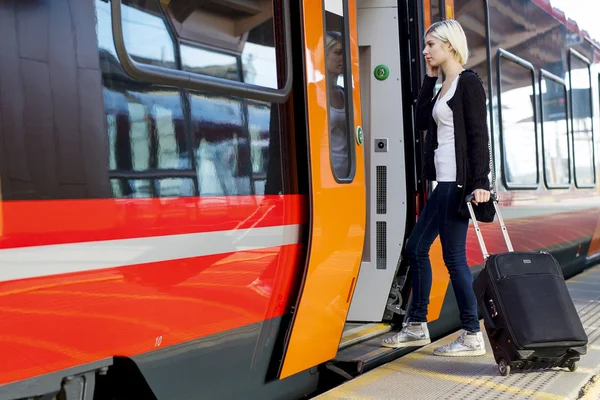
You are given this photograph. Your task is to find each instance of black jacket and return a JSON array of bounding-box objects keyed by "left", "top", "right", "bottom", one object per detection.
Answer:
[{"left": 416, "top": 69, "right": 491, "bottom": 213}]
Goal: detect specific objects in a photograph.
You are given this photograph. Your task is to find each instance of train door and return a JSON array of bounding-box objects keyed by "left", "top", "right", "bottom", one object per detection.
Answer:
[
  {"left": 343, "top": 0, "right": 408, "bottom": 329},
  {"left": 277, "top": 0, "right": 366, "bottom": 379}
]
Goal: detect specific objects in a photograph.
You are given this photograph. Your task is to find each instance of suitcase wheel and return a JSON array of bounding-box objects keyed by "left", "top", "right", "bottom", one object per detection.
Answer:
[
  {"left": 568, "top": 362, "right": 578, "bottom": 372},
  {"left": 498, "top": 359, "right": 510, "bottom": 376}
]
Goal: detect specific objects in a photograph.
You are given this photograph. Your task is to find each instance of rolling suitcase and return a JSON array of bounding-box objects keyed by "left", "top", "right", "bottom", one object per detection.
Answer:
[{"left": 467, "top": 196, "right": 588, "bottom": 376}]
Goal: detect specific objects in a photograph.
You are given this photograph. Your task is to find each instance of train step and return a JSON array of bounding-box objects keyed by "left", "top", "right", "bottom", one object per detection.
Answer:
[{"left": 331, "top": 328, "right": 414, "bottom": 376}]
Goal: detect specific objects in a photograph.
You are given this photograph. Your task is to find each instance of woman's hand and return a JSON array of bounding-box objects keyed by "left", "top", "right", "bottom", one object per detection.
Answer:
[
  {"left": 471, "top": 189, "right": 491, "bottom": 205},
  {"left": 425, "top": 59, "right": 439, "bottom": 78}
]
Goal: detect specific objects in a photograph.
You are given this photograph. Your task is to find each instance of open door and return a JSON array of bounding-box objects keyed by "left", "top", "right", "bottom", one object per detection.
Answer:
[
  {"left": 278, "top": 0, "right": 366, "bottom": 379},
  {"left": 346, "top": 1, "right": 408, "bottom": 323}
]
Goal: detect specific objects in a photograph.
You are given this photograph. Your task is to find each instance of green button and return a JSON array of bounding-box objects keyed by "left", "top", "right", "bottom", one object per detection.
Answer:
[
  {"left": 374, "top": 64, "right": 390, "bottom": 81},
  {"left": 356, "top": 126, "right": 364, "bottom": 145}
]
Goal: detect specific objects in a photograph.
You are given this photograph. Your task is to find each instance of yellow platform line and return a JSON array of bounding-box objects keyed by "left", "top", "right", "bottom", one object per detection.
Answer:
[
  {"left": 316, "top": 368, "right": 394, "bottom": 400},
  {"left": 402, "top": 349, "right": 595, "bottom": 375},
  {"left": 320, "top": 318, "right": 599, "bottom": 399},
  {"left": 317, "top": 349, "right": 572, "bottom": 400},
  {"left": 579, "top": 375, "right": 600, "bottom": 400},
  {"left": 578, "top": 367, "right": 596, "bottom": 374},
  {"left": 382, "top": 362, "right": 568, "bottom": 400}
]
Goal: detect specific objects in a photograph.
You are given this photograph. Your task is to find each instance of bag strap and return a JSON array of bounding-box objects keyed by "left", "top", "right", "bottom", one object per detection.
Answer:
[
  {"left": 460, "top": 69, "right": 496, "bottom": 195},
  {"left": 488, "top": 126, "right": 496, "bottom": 195}
]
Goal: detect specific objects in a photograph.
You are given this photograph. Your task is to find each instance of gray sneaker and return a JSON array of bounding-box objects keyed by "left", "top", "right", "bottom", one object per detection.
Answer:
[
  {"left": 381, "top": 322, "right": 431, "bottom": 348},
  {"left": 433, "top": 330, "right": 486, "bottom": 356}
]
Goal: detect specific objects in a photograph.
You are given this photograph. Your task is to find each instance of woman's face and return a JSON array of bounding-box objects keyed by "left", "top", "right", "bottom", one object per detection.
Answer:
[
  {"left": 327, "top": 41, "right": 344, "bottom": 75},
  {"left": 422, "top": 34, "right": 452, "bottom": 67}
]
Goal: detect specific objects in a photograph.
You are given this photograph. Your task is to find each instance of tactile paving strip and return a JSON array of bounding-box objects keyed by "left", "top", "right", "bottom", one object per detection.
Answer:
[{"left": 315, "top": 264, "right": 600, "bottom": 400}]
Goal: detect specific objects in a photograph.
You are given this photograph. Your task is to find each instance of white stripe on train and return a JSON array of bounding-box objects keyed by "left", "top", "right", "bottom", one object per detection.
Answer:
[{"left": 0, "top": 224, "right": 302, "bottom": 283}]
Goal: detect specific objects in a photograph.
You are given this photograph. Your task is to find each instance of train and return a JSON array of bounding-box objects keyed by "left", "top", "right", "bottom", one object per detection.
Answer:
[{"left": 0, "top": 0, "right": 599, "bottom": 399}]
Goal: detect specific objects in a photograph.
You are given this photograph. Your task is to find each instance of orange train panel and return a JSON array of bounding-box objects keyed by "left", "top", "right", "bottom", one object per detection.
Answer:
[
  {"left": 279, "top": 0, "right": 366, "bottom": 379},
  {"left": 426, "top": 238, "right": 451, "bottom": 321},
  {"left": 424, "top": 0, "right": 431, "bottom": 29},
  {"left": 445, "top": 0, "right": 454, "bottom": 19},
  {"left": 586, "top": 208, "right": 600, "bottom": 257}
]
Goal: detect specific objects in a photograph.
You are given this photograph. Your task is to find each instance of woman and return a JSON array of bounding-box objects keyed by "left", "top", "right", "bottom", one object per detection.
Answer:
[{"left": 381, "top": 20, "right": 491, "bottom": 356}]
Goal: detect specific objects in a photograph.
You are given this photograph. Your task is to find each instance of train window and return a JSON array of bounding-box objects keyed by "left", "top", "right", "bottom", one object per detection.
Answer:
[
  {"left": 95, "top": 0, "right": 285, "bottom": 198},
  {"left": 539, "top": 70, "right": 570, "bottom": 188},
  {"left": 190, "top": 94, "right": 249, "bottom": 196},
  {"left": 324, "top": 0, "right": 355, "bottom": 182},
  {"left": 111, "top": 179, "right": 150, "bottom": 198},
  {"left": 110, "top": 178, "right": 196, "bottom": 197},
  {"left": 239, "top": 20, "right": 280, "bottom": 89},
  {"left": 497, "top": 49, "right": 539, "bottom": 189},
  {"left": 97, "top": 0, "right": 195, "bottom": 199},
  {"left": 96, "top": 0, "right": 176, "bottom": 69},
  {"left": 163, "top": 0, "right": 280, "bottom": 90},
  {"left": 568, "top": 50, "right": 596, "bottom": 188},
  {"left": 186, "top": 95, "right": 273, "bottom": 196},
  {"left": 104, "top": 91, "right": 189, "bottom": 172},
  {"left": 181, "top": 45, "right": 240, "bottom": 81},
  {"left": 247, "top": 100, "right": 273, "bottom": 193}
]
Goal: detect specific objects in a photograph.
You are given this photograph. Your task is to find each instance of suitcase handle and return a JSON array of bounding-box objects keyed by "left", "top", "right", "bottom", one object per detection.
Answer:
[{"left": 465, "top": 194, "right": 514, "bottom": 260}]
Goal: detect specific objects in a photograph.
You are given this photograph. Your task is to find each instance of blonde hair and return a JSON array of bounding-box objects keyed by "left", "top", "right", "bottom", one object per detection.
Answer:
[
  {"left": 326, "top": 31, "right": 343, "bottom": 55},
  {"left": 425, "top": 20, "right": 468, "bottom": 65}
]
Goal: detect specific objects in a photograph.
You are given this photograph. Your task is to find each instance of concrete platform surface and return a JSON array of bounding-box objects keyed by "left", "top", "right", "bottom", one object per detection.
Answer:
[{"left": 315, "top": 264, "right": 600, "bottom": 400}]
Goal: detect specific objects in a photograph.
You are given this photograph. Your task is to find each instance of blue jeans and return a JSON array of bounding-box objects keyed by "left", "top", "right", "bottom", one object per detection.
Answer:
[{"left": 406, "top": 182, "right": 480, "bottom": 332}]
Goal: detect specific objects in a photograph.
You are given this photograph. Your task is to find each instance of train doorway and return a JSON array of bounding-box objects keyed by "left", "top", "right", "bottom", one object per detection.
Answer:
[{"left": 341, "top": 0, "right": 409, "bottom": 344}]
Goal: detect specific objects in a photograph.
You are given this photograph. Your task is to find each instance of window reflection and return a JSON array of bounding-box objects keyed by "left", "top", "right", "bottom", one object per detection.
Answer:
[
  {"left": 248, "top": 101, "right": 272, "bottom": 193},
  {"left": 110, "top": 178, "right": 196, "bottom": 198},
  {"left": 540, "top": 76, "right": 570, "bottom": 187},
  {"left": 182, "top": 45, "right": 240, "bottom": 82},
  {"left": 159, "top": 178, "right": 196, "bottom": 197},
  {"left": 104, "top": 90, "right": 187, "bottom": 172},
  {"left": 569, "top": 55, "right": 595, "bottom": 186},
  {"left": 324, "top": 3, "right": 354, "bottom": 181},
  {"left": 95, "top": 0, "right": 284, "bottom": 198},
  {"left": 111, "top": 179, "right": 153, "bottom": 198},
  {"left": 499, "top": 57, "right": 538, "bottom": 186},
  {"left": 96, "top": 1, "right": 176, "bottom": 68},
  {"left": 190, "top": 94, "right": 250, "bottom": 196},
  {"left": 242, "top": 21, "right": 278, "bottom": 88},
  {"left": 163, "top": 2, "right": 279, "bottom": 89}
]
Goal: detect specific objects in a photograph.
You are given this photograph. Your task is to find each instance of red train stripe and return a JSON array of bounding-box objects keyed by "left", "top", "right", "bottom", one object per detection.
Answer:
[
  {"left": 0, "top": 195, "right": 306, "bottom": 249},
  {"left": 0, "top": 243, "right": 303, "bottom": 385},
  {"left": 0, "top": 225, "right": 301, "bottom": 283},
  {"left": 467, "top": 208, "right": 600, "bottom": 265}
]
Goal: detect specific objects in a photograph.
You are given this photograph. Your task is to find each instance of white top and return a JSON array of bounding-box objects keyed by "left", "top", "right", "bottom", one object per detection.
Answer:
[
  {"left": 330, "top": 104, "right": 349, "bottom": 178},
  {"left": 432, "top": 75, "right": 460, "bottom": 182}
]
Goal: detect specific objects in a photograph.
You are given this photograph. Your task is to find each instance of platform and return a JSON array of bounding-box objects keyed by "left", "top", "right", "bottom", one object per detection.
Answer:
[{"left": 315, "top": 264, "right": 600, "bottom": 400}]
